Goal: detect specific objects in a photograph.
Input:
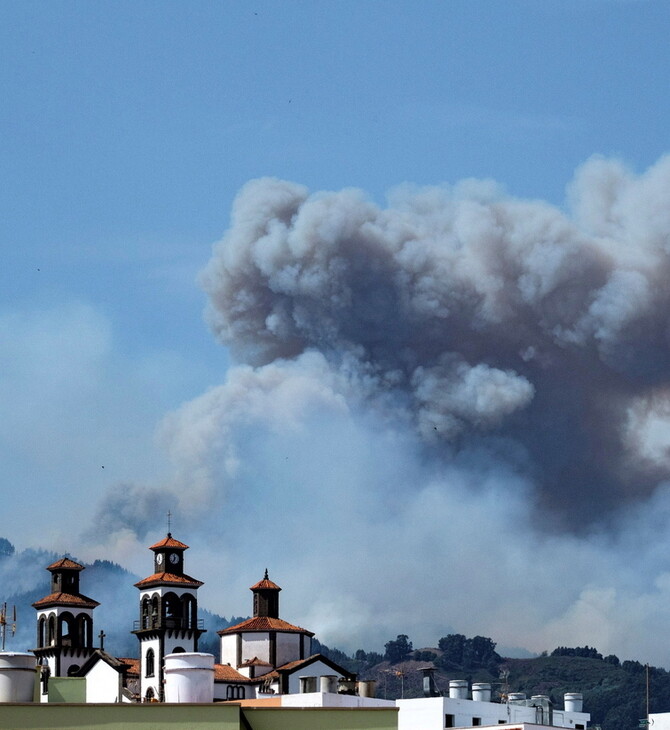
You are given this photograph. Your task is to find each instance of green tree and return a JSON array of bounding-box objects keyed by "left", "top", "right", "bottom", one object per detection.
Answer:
[{"left": 385, "top": 634, "right": 413, "bottom": 664}]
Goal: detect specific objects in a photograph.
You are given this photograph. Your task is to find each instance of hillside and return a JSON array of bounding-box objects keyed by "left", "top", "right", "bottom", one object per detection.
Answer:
[{"left": 317, "top": 637, "right": 670, "bottom": 730}]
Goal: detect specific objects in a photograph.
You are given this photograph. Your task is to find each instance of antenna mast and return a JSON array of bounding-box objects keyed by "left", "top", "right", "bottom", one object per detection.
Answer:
[{"left": 0, "top": 603, "right": 17, "bottom": 651}]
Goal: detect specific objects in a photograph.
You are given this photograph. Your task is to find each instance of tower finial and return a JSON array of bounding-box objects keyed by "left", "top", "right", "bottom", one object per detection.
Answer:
[
  {"left": 264, "top": 568, "right": 268, "bottom": 580},
  {"left": 167, "top": 510, "right": 172, "bottom": 536}
]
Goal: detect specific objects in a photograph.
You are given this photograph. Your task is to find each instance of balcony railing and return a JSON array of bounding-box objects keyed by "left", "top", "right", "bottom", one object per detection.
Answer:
[{"left": 133, "top": 618, "right": 205, "bottom": 631}]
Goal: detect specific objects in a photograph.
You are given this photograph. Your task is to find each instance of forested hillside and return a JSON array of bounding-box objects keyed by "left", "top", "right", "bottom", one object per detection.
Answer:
[{"left": 316, "top": 635, "right": 670, "bottom": 730}]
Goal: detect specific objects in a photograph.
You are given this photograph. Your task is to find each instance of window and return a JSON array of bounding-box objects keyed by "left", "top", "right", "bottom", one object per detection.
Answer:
[
  {"left": 146, "top": 648, "right": 155, "bottom": 677},
  {"left": 472, "top": 719, "right": 481, "bottom": 726},
  {"left": 576, "top": 726, "right": 585, "bottom": 730},
  {"left": 445, "top": 714, "right": 455, "bottom": 728}
]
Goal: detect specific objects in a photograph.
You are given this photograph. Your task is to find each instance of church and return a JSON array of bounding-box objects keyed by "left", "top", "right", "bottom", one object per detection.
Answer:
[{"left": 31, "top": 532, "right": 355, "bottom": 703}]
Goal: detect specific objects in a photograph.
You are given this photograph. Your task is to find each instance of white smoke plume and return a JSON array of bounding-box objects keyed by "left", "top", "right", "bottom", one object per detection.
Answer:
[{"left": 89, "top": 155, "right": 670, "bottom": 665}]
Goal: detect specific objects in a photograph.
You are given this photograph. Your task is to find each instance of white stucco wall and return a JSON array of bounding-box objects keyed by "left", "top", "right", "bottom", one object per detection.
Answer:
[
  {"left": 285, "top": 659, "right": 347, "bottom": 695},
  {"left": 85, "top": 661, "right": 121, "bottom": 703},
  {"left": 139, "top": 636, "right": 161, "bottom": 699},
  {"left": 282, "top": 692, "right": 394, "bottom": 708},
  {"left": 275, "top": 632, "right": 301, "bottom": 666},
  {"left": 650, "top": 714, "right": 670, "bottom": 730},
  {"left": 241, "top": 634, "right": 270, "bottom": 664},
  {"left": 396, "top": 697, "right": 589, "bottom": 730},
  {"left": 220, "top": 635, "right": 236, "bottom": 666}
]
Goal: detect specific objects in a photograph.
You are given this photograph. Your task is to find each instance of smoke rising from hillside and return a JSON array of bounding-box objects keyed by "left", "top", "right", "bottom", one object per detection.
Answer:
[
  {"left": 87, "top": 155, "right": 670, "bottom": 665},
  {"left": 200, "top": 156, "right": 670, "bottom": 526}
]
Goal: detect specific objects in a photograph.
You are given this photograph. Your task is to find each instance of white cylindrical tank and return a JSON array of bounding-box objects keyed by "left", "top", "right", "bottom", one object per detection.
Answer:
[
  {"left": 358, "top": 679, "right": 377, "bottom": 698},
  {"left": 564, "top": 692, "right": 583, "bottom": 712},
  {"left": 320, "top": 675, "right": 337, "bottom": 693},
  {"left": 449, "top": 679, "right": 468, "bottom": 699},
  {"left": 508, "top": 692, "right": 527, "bottom": 702},
  {"left": 472, "top": 682, "right": 491, "bottom": 702},
  {"left": 164, "top": 652, "right": 214, "bottom": 703},
  {"left": 0, "top": 652, "right": 37, "bottom": 702}
]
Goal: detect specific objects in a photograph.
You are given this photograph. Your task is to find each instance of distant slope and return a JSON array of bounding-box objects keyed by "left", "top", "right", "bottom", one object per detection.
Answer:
[{"left": 317, "top": 638, "right": 670, "bottom": 730}]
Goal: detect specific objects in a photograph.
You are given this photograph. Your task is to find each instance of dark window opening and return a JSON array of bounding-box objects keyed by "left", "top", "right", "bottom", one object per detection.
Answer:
[
  {"left": 472, "top": 719, "right": 481, "bottom": 726},
  {"left": 445, "top": 714, "right": 455, "bottom": 728},
  {"left": 146, "top": 649, "right": 155, "bottom": 677}
]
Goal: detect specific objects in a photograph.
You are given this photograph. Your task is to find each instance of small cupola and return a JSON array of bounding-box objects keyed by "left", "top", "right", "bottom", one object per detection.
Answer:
[
  {"left": 250, "top": 569, "right": 281, "bottom": 619},
  {"left": 48, "top": 557, "right": 85, "bottom": 595}
]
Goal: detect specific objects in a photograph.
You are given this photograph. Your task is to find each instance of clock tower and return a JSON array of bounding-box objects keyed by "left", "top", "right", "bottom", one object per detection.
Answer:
[{"left": 132, "top": 533, "right": 205, "bottom": 701}]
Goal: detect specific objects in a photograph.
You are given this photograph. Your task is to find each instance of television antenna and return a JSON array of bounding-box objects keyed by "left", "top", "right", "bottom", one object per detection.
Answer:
[{"left": 0, "top": 603, "right": 16, "bottom": 650}]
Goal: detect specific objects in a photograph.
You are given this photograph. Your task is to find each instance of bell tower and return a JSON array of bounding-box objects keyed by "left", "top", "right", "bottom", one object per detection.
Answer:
[
  {"left": 132, "top": 533, "right": 205, "bottom": 701},
  {"left": 32, "top": 557, "right": 99, "bottom": 701}
]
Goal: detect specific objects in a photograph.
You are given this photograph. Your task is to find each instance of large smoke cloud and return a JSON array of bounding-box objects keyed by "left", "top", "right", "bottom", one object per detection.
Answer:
[
  {"left": 85, "top": 155, "right": 670, "bottom": 664},
  {"left": 200, "top": 156, "right": 670, "bottom": 528}
]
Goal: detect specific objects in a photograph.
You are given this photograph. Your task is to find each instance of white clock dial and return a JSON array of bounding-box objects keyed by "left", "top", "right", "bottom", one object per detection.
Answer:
[{"left": 156, "top": 553, "right": 163, "bottom": 565}]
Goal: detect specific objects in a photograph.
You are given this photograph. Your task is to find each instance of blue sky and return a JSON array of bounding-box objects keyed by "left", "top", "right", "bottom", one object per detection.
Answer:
[{"left": 4, "top": 1, "right": 670, "bottom": 661}]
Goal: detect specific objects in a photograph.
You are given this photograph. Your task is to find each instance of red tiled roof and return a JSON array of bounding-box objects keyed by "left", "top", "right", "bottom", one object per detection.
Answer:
[
  {"left": 214, "top": 664, "right": 252, "bottom": 682},
  {"left": 134, "top": 571, "right": 203, "bottom": 588},
  {"left": 32, "top": 592, "right": 99, "bottom": 609},
  {"left": 118, "top": 658, "right": 140, "bottom": 676},
  {"left": 47, "top": 557, "right": 85, "bottom": 571},
  {"left": 250, "top": 577, "right": 281, "bottom": 591},
  {"left": 218, "top": 616, "right": 313, "bottom": 636},
  {"left": 149, "top": 533, "right": 189, "bottom": 550},
  {"left": 250, "top": 569, "right": 281, "bottom": 591},
  {"left": 239, "top": 657, "right": 272, "bottom": 667}
]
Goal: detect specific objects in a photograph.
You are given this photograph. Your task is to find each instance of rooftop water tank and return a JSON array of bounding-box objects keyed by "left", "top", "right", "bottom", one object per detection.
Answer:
[
  {"left": 508, "top": 692, "right": 527, "bottom": 703},
  {"left": 472, "top": 682, "right": 491, "bottom": 702},
  {"left": 564, "top": 692, "right": 583, "bottom": 712},
  {"left": 449, "top": 679, "right": 468, "bottom": 699},
  {"left": 0, "top": 652, "right": 37, "bottom": 702},
  {"left": 358, "top": 679, "right": 377, "bottom": 698},
  {"left": 164, "top": 652, "right": 214, "bottom": 703},
  {"left": 320, "top": 675, "right": 338, "bottom": 694}
]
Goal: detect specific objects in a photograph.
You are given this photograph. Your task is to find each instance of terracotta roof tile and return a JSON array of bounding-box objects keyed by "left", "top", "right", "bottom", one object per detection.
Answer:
[
  {"left": 239, "top": 657, "right": 273, "bottom": 667},
  {"left": 250, "top": 569, "right": 281, "bottom": 591},
  {"left": 250, "top": 578, "right": 282, "bottom": 591},
  {"left": 218, "top": 616, "right": 313, "bottom": 636},
  {"left": 214, "top": 664, "right": 252, "bottom": 682},
  {"left": 47, "top": 557, "right": 85, "bottom": 571},
  {"left": 118, "top": 658, "right": 140, "bottom": 676},
  {"left": 32, "top": 592, "right": 99, "bottom": 609},
  {"left": 149, "top": 533, "right": 189, "bottom": 550},
  {"left": 134, "top": 571, "right": 203, "bottom": 588}
]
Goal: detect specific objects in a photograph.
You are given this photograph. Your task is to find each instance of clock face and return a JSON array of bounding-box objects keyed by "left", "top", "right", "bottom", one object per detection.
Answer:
[
  {"left": 169, "top": 552, "right": 179, "bottom": 565},
  {"left": 156, "top": 553, "right": 163, "bottom": 565}
]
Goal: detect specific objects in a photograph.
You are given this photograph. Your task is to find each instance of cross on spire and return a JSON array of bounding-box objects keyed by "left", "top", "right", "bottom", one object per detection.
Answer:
[{"left": 98, "top": 629, "right": 106, "bottom": 651}]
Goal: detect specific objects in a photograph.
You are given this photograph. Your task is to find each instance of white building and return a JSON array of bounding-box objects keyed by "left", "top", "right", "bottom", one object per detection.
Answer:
[
  {"left": 216, "top": 570, "right": 354, "bottom": 699},
  {"left": 650, "top": 712, "right": 670, "bottom": 728},
  {"left": 32, "top": 558, "right": 99, "bottom": 702},
  {"left": 397, "top": 679, "right": 589, "bottom": 729}
]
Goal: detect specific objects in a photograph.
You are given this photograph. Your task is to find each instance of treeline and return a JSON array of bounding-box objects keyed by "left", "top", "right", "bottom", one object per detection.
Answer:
[{"left": 314, "top": 632, "right": 501, "bottom": 674}]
